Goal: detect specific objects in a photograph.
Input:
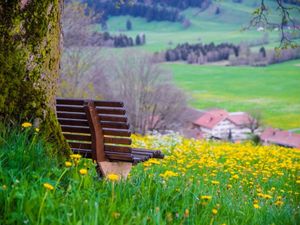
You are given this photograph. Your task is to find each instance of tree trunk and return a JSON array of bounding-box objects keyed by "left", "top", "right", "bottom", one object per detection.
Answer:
[{"left": 0, "top": 0, "right": 69, "bottom": 155}]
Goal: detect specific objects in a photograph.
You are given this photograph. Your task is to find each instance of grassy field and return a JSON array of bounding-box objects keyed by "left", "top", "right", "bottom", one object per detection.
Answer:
[
  {"left": 100, "top": 0, "right": 299, "bottom": 52},
  {"left": 166, "top": 60, "right": 300, "bottom": 130},
  {"left": 1, "top": 125, "right": 299, "bottom": 225}
]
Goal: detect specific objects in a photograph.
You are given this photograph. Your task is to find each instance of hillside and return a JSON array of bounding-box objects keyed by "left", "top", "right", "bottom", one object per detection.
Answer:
[{"left": 99, "top": 0, "right": 299, "bottom": 52}]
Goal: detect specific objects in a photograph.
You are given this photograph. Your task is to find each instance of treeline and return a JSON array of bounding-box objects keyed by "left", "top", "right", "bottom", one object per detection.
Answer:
[
  {"left": 66, "top": 31, "right": 145, "bottom": 48},
  {"left": 87, "top": 1, "right": 184, "bottom": 23},
  {"left": 164, "top": 43, "right": 239, "bottom": 64},
  {"left": 102, "top": 32, "right": 146, "bottom": 47}
]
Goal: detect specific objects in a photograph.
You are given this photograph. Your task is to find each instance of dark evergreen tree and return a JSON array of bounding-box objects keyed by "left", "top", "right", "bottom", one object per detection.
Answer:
[
  {"left": 135, "top": 34, "right": 141, "bottom": 46},
  {"left": 126, "top": 19, "right": 132, "bottom": 30},
  {"left": 259, "top": 46, "right": 266, "bottom": 57}
]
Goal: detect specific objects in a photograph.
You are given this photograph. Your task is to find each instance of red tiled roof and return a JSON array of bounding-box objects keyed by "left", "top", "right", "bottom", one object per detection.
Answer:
[
  {"left": 227, "top": 113, "right": 252, "bottom": 126},
  {"left": 260, "top": 128, "right": 300, "bottom": 149},
  {"left": 193, "top": 109, "right": 228, "bottom": 129}
]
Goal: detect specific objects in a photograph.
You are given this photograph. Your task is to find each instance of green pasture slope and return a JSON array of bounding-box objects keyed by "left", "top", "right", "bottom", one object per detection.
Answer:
[
  {"left": 167, "top": 60, "right": 300, "bottom": 130},
  {"left": 103, "top": 0, "right": 299, "bottom": 52}
]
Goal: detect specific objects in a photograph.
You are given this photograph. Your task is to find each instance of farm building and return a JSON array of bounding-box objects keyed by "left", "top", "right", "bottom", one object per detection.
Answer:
[
  {"left": 260, "top": 128, "right": 300, "bottom": 149},
  {"left": 188, "top": 109, "right": 260, "bottom": 141}
]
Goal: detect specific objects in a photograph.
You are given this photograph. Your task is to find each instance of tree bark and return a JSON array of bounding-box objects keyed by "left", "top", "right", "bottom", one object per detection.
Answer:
[{"left": 0, "top": 0, "right": 69, "bottom": 155}]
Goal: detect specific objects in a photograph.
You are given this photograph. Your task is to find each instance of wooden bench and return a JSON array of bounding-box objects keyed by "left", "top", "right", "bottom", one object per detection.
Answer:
[{"left": 56, "top": 98, "right": 164, "bottom": 177}]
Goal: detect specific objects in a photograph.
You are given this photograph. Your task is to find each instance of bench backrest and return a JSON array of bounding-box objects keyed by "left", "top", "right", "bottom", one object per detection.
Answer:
[{"left": 56, "top": 98, "right": 134, "bottom": 163}]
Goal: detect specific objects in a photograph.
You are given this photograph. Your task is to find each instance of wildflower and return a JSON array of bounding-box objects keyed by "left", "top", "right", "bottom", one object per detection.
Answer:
[
  {"left": 253, "top": 199, "right": 259, "bottom": 204},
  {"left": 112, "top": 212, "right": 120, "bottom": 219},
  {"left": 232, "top": 174, "right": 239, "bottom": 179},
  {"left": 212, "top": 208, "right": 218, "bottom": 215},
  {"left": 107, "top": 173, "right": 120, "bottom": 182},
  {"left": 43, "top": 183, "right": 54, "bottom": 191},
  {"left": 65, "top": 161, "right": 72, "bottom": 167},
  {"left": 22, "top": 122, "right": 32, "bottom": 128},
  {"left": 79, "top": 169, "right": 88, "bottom": 175},
  {"left": 201, "top": 195, "right": 212, "bottom": 201},
  {"left": 2, "top": 185, "right": 7, "bottom": 190},
  {"left": 211, "top": 180, "right": 220, "bottom": 185},
  {"left": 296, "top": 180, "right": 300, "bottom": 184},
  {"left": 35, "top": 128, "right": 40, "bottom": 132},
  {"left": 263, "top": 194, "right": 272, "bottom": 200},
  {"left": 275, "top": 200, "right": 284, "bottom": 207},
  {"left": 253, "top": 204, "right": 260, "bottom": 209},
  {"left": 227, "top": 184, "right": 232, "bottom": 189},
  {"left": 70, "top": 154, "right": 81, "bottom": 160},
  {"left": 160, "top": 170, "right": 179, "bottom": 179}
]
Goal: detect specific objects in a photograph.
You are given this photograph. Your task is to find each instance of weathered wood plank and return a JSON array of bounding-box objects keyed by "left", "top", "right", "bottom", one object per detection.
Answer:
[
  {"left": 94, "top": 101, "right": 124, "bottom": 108},
  {"left": 104, "top": 145, "right": 131, "bottom": 153},
  {"left": 57, "top": 112, "right": 86, "bottom": 120},
  {"left": 61, "top": 126, "right": 90, "bottom": 134},
  {"left": 100, "top": 121, "right": 129, "bottom": 129},
  {"left": 96, "top": 107, "right": 126, "bottom": 115},
  {"left": 58, "top": 119, "right": 89, "bottom": 127},
  {"left": 63, "top": 133, "right": 91, "bottom": 142},
  {"left": 104, "top": 137, "right": 132, "bottom": 145},
  {"left": 99, "top": 115, "right": 127, "bottom": 123},
  {"left": 56, "top": 98, "right": 85, "bottom": 105},
  {"left": 56, "top": 105, "right": 84, "bottom": 113},
  {"left": 103, "top": 128, "right": 131, "bottom": 137}
]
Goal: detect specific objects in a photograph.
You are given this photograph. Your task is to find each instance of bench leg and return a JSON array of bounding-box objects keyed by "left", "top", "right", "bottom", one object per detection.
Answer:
[{"left": 98, "top": 162, "right": 132, "bottom": 179}]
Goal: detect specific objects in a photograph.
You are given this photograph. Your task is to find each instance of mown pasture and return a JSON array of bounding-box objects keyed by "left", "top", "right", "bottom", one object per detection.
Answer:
[{"left": 167, "top": 60, "right": 300, "bottom": 130}]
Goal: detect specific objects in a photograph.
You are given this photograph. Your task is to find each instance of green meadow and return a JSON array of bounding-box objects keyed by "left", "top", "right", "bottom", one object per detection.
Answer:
[
  {"left": 166, "top": 60, "right": 300, "bottom": 130},
  {"left": 92, "top": 0, "right": 300, "bottom": 130}
]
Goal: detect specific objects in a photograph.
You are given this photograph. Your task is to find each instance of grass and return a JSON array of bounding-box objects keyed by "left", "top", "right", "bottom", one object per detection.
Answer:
[
  {"left": 0, "top": 125, "right": 299, "bottom": 224},
  {"left": 98, "top": 0, "right": 300, "bottom": 52},
  {"left": 166, "top": 60, "right": 300, "bottom": 130}
]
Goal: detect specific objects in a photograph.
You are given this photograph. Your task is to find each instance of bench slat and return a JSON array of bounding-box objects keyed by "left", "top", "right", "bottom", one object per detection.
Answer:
[
  {"left": 57, "top": 105, "right": 84, "bottom": 113},
  {"left": 104, "top": 137, "right": 132, "bottom": 145},
  {"left": 96, "top": 107, "right": 126, "bottom": 115},
  {"left": 56, "top": 98, "right": 85, "bottom": 105},
  {"left": 104, "top": 145, "right": 131, "bottom": 153},
  {"left": 99, "top": 115, "right": 127, "bottom": 123},
  {"left": 61, "top": 125, "right": 90, "bottom": 134},
  {"left": 103, "top": 128, "right": 131, "bottom": 137},
  {"left": 69, "top": 142, "right": 92, "bottom": 150},
  {"left": 94, "top": 101, "right": 124, "bottom": 108},
  {"left": 57, "top": 112, "right": 86, "bottom": 120},
  {"left": 63, "top": 134, "right": 91, "bottom": 142},
  {"left": 58, "top": 119, "right": 89, "bottom": 127},
  {"left": 100, "top": 121, "right": 129, "bottom": 129}
]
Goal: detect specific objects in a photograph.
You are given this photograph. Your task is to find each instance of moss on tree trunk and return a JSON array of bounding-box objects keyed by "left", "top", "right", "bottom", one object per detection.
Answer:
[{"left": 0, "top": 0, "right": 70, "bottom": 156}]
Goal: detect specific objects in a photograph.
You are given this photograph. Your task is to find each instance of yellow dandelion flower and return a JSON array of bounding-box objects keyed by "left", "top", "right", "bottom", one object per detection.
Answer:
[
  {"left": 296, "top": 180, "right": 300, "bottom": 184},
  {"left": 65, "top": 161, "right": 72, "bottom": 167},
  {"left": 263, "top": 194, "right": 272, "bottom": 200},
  {"left": 22, "top": 122, "right": 32, "bottom": 128},
  {"left": 212, "top": 208, "right": 218, "bottom": 215},
  {"left": 253, "top": 204, "right": 260, "bottom": 209},
  {"left": 43, "top": 183, "right": 54, "bottom": 191},
  {"left": 275, "top": 200, "right": 284, "bottom": 207},
  {"left": 107, "top": 173, "right": 120, "bottom": 182},
  {"left": 211, "top": 180, "right": 220, "bottom": 185},
  {"left": 79, "top": 169, "right": 88, "bottom": 175},
  {"left": 70, "top": 154, "right": 82, "bottom": 160},
  {"left": 232, "top": 174, "right": 239, "bottom": 179},
  {"left": 201, "top": 195, "right": 212, "bottom": 200},
  {"left": 227, "top": 184, "right": 232, "bottom": 189}
]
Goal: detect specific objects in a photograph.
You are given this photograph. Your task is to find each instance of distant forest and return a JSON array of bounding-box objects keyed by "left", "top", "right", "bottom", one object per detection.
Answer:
[{"left": 85, "top": 0, "right": 211, "bottom": 23}]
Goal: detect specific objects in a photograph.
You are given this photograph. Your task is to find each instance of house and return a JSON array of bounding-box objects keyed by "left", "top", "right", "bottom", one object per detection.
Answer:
[
  {"left": 260, "top": 128, "right": 300, "bottom": 149},
  {"left": 190, "top": 109, "right": 259, "bottom": 141}
]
